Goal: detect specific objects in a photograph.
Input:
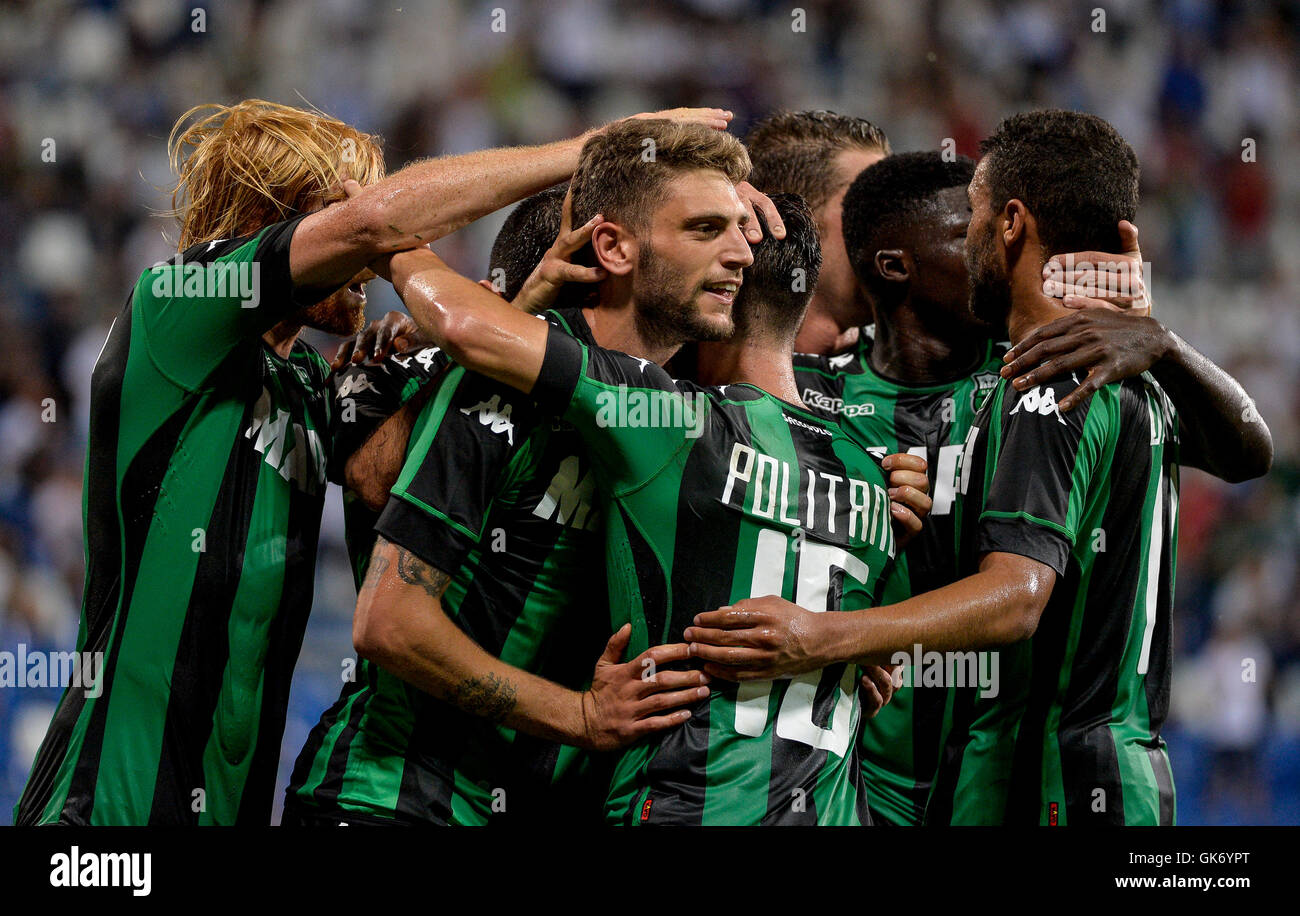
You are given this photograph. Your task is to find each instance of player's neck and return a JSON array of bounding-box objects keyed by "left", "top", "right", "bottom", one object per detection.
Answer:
[
  {"left": 1006, "top": 271, "right": 1068, "bottom": 347},
  {"left": 698, "top": 338, "right": 802, "bottom": 406},
  {"left": 869, "top": 301, "right": 983, "bottom": 385},
  {"left": 583, "top": 292, "right": 681, "bottom": 367},
  {"left": 792, "top": 291, "right": 866, "bottom": 356},
  {"left": 262, "top": 321, "right": 302, "bottom": 359}
]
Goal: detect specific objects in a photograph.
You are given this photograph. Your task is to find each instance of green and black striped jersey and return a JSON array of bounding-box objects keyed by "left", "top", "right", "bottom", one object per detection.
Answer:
[
  {"left": 328, "top": 344, "right": 450, "bottom": 587},
  {"left": 287, "top": 308, "right": 610, "bottom": 826},
  {"left": 929, "top": 371, "right": 1180, "bottom": 826},
  {"left": 532, "top": 329, "right": 902, "bottom": 826},
  {"left": 17, "top": 216, "right": 337, "bottom": 825},
  {"left": 794, "top": 332, "right": 1005, "bottom": 826}
]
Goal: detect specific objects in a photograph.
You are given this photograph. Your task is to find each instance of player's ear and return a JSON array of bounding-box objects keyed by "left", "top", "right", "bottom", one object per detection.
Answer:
[
  {"left": 1002, "top": 199, "right": 1029, "bottom": 249},
  {"left": 477, "top": 277, "right": 505, "bottom": 298},
  {"left": 591, "top": 222, "right": 635, "bottom": 277},
  {"left": 874, "top": 248, "right": 909, "bottom": 284}
]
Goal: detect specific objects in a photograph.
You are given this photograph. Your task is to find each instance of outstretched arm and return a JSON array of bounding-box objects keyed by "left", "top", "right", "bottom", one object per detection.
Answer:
[
  {"left": 1001, "top": 312, "right": 1272, "bottom": 482},
  {"left": 290, "top": 107, "right": 734, "bottom": 293},
  {"left": 355, "top": 537, "right": 706, "bottom": 750},
  {"left": 685, "top": 551, "right": 1056, "bottom": 678}
]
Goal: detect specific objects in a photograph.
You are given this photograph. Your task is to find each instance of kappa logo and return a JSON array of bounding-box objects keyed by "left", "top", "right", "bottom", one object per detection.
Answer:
[
  {"left": 461, "top": 394, "right": 515, "bottom": 444},
  {"left": 1009, "top": 385, "right": 1066, "bottom": 425},
  {"left": 802, "top": 389, "right": 875, "bottom": 417},
  {"left": 335, "top": 372, "right": 376, "bottom": 399}
]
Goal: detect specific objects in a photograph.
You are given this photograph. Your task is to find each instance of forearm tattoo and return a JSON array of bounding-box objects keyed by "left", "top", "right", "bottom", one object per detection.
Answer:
[
  {"left": 394, "top": 544, "right": 451, "bottom": 599},
  {"left": 450, "top": 672, "right": 518, "bottom": 723}
]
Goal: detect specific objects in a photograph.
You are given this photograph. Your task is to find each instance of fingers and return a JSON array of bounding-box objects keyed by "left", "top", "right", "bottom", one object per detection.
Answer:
[
  {"left": 890, "top": 503, "right": 923, "bottom": 542},
  {"left": 700, "top": 662, "right": 776, "bottom": 682},
  {"left": 1001, "top": 337, "right": 1076, "bottom": 386},
  {"left": 597, "top": 623, "right": 633, "bottom": 666},
  {"left": 886, "top": 469, "right": 928, "bottom": 493},
  {"left": 881, "top": 452, "right": 927, "bottom": 474},
  {"left": 862, "top": 665, "right": 896, "bottom": 706},
  {"left": 636, "top": 107, "right": 734, "bottom": 130},
  {"left": 635, "top": 685, "right": 711, "bottom": 715},
  {"left": 1058, "top": 367, "right": 1106, "bottom": 413},
  {"left": 559, "top": 185, "right": 575, "bottom": 235},
  {"left": 859, "top": 674, "right": 885, "bottom": 718},
  {"left": 681, "top": 625, "right": 768, "bottom": 649},
  {"left": 331, "top": 339, "right": 353, "bottom": 371},
  {"left": 636, "top": 641, "right": 694, "bottom": 668},
  {"left": 692, "top": 607, "right": 763, "bottom": 629},
  {"left": 626, "top": 709, "right": 693, "bottom": 736},
  {"left": 542, "top": 261, "right": 606, "bottom": 286},
  {"left": 1062, "top": 295, "right": 1126, "bottom": 313},
  {"left": 1117, "top": 219, "right": 1140, "bottom": 254},
  {"left": 735, "top": 182, "right": 785, "bottom": 241},
  {"left": 342, "top": 178, "right": 364, "bottom": 199},
  {"left": 557, "top": 214, "right": 603, "bottom": 256},
  {"left": 635, "top": 668, "right": 710, "bottom": 695},
  {"left": 889, "top": 484, "right": 931, "bottom": 519},
  {"left": 687, "top": 642, "right": 769, "bottom": 668}
]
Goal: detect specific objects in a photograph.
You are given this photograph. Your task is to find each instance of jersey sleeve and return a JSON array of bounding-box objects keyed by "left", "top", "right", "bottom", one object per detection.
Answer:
[
  {"left": 975, "top": 377, "right": 1109, "bottom": 576},
  {"left": 134, "top": 215, "right": 340, "bottom": 391},
  {"left": 530, "top": 326, "right": 700, "bottom": 490},
  {"left": 327, "top": 345, "right": 450, "bottom": 484},
  {"left": 373, "top": 366, "right": 528, "bottom": 575}
]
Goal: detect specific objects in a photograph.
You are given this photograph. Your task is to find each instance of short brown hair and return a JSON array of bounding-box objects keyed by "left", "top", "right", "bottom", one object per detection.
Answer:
[
  {"left": 569, "top": 119, "right": 751, "bottom": 232},
  {"left": 745, "top": 109, "right": 890, "bottom": 212},
  {"left": 167, "top": 99, "right": 385, "bottom": 249}
]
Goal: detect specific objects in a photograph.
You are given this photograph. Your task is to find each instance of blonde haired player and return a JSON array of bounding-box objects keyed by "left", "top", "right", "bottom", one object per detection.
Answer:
[{"left": 15, "top": 98, "right": 736, "bottom": 825}]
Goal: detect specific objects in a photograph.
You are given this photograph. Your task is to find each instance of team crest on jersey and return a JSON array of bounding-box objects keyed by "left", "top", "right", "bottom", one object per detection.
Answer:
[{"left": 970, "top": 371, "right": 1000, "bottom": 411}]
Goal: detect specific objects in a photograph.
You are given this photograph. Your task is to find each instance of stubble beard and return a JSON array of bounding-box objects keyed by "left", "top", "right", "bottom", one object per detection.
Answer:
[{"left": 632, "top": 241, "right": 734, "bottom": 352}]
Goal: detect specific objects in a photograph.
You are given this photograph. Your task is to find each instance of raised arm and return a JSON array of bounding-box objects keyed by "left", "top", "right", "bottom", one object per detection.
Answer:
[
  {"left": 289, "top": 108, "right": 733, "bottom": 292},
  {"left": 383, "top": 246, "right": 553, "bottom": 394},
  {"left": 1000, "top": 311, "right": 1272, "bottom": 482}
]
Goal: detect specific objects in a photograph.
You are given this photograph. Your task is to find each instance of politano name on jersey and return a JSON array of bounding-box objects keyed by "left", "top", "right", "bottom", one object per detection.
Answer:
[{"left": 532, "top": 329, "right": 904, "bottom": 826}]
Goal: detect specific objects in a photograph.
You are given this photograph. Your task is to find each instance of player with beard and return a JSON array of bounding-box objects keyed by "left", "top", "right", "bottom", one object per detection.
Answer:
[
  {"left": 745, "top": 110, "right": 890, "bottom": 354},
  {"left": 15, "top": 98, "right": 734, "bottom": 826},
  {"left": 365, "top": 121, "right": 914, "bottom": 825},
  {"left": 287, "top": 122, "right": 771, "bottom": 826},
  {"left": 683, "top": 111, "right": 1273, "bottom": 826}
]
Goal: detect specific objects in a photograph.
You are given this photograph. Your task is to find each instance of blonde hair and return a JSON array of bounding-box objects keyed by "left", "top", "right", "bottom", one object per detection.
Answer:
[{"left": 167, "top": 99, "right": 385, "bottom": 249}]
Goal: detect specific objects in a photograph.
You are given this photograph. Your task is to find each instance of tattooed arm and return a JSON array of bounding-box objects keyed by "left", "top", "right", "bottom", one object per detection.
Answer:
[{"left": 352, "top": 536, "right": 707, "bottom": 749}]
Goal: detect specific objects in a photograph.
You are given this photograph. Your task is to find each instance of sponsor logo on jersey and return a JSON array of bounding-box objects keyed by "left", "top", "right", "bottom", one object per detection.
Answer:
[
  {"left": 1008, "top": 384, "right": 1066, "bottom": 425},
  {"left": 460, "top": 394, "right": 515, "bottom": 444},
  {"left": 970, "top": 370, "right": 1000, "bottom": 411},
  {"left": 335, "top": 371, "right": 377, "bottom": 399},
  {"left": 783, "top": 413, "right": 833, "bottom": 437},
  {"left": 533, "top": 455, "right": 599, "bottom": 531},
  {"left": 802, "top": 389, "right": 875, "bottom": 417},
  {"left": 245, "top": 387, "right": 327, "bottom": 493}
]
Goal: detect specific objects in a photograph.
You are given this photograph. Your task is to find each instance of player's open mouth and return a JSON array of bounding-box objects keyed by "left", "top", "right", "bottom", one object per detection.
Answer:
[
  {"left": 348, "top": 280, "right": 367, "bottom": 300},
  {"left": 701, "top": 281, "right": 739, "bottom": 304}
]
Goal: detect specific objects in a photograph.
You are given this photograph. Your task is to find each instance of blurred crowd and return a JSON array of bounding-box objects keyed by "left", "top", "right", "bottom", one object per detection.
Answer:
[{"left": 0, "top": 0, "right": 1296, "bottom": 824}]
